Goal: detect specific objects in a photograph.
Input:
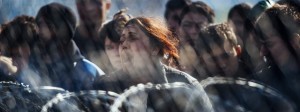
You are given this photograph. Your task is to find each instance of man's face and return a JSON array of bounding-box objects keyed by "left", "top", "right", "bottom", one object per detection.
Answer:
[
  {"left": 166, "top": 9, "right": 182, "bottom": 33},
  {"left": 76, "top": 0, "right": 109, "bottom": 25},
  {"left": 228, "top": 12, "right": 245, "bottom": 39},
  {"left": 180, "top": 12, "right": 209, "bottom": 42},
  {"left": 201, "top": 40, "right": 239, "bottom": 76},
  {"left": 228, "top": 12, "right": 244, "bottom": 47}
]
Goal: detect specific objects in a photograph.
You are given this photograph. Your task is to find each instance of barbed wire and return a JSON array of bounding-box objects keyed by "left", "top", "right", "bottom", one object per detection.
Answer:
[
  {"left": 200, "top": 76, "right": 296, "bottom": 111},
  {"left": 110, "top": 82, "right": 212, "bottom": 112},
  {"left": 0, "top": 81, "right": 44, "bottom": 111},
  {"left": 41, "top": 90, "right": 119, "bottom": 112}
]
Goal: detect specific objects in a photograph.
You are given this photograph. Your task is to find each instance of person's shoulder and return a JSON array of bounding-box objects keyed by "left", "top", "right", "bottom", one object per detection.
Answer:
[
  {"left": 76, "top": 59, "right": 105, "bottom": 76},
  {"left": 93, "top": 70, "right": 128, "bottom": 93},
  {"left": 164, "top": 65, "right": 199, "bottom": 85},
  {"left": 73, "top": 27, "right": 81, "bottom": 40}
]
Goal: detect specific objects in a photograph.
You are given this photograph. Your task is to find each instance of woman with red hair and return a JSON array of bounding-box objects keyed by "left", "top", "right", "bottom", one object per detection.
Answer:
[
  {"left": 94, "top": 17, "right": 203, "bottom": 92},
  {"left": 94, "top": 17, "right": 212, "bottom": 111}
]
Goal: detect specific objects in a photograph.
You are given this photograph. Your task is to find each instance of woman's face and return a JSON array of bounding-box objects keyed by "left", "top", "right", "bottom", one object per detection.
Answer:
[
  {"left": 120, "top": 24, "right": 155, "bottom": 75},
  {"left": 258, "top": 17, "right": 293, "bottom": 67},
  {"left": 104, "top": 37, "right": 121, "bottom": 70}
]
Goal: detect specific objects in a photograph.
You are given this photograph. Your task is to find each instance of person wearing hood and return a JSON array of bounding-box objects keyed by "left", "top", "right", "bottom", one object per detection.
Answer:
[{"left": 35, "top": 3, "right": 104, "bottom": 91}]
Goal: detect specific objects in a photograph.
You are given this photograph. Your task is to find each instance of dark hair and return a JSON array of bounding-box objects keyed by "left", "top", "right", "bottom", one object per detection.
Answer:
[
  {"left": 228, "top": 3, "right": 251, "bottom": 22},
  {"left": 0, "top": 15, "right": 38, "bottom": 50},
  {"left": 99, "top": 21, "right": 120, "bottom": 48},
  {"left": 198, "top": 23, "right": 237, "bottom": 54},
  {"left": 36, "top": 3, "right": 76, "bottom": 40},
  {"left": 255, "top": 4, "right": 300, "bottom": 57},
  {"left": 99, "top": 10, "right": 131, "bottom": 49},
  {"left": 164, "top": 0, "right": 190, "bottom": 19},
  {"left": 125, "top": 17, "right": 179, "bottom": 61},
  {"left": 179, "top": 1, "right": 215, "bottom": 24}
]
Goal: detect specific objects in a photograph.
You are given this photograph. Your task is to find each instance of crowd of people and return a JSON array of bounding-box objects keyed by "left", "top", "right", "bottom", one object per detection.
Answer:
[{"left": 0, "top": 0, "right": 299, "bottom": 111}]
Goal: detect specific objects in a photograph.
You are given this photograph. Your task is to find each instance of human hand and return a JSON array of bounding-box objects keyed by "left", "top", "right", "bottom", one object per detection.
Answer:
[{"left": 0, "top": 56, "right": 17, "bottom": 75}]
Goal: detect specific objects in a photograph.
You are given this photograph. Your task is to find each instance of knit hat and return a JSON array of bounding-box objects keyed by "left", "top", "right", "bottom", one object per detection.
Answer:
[{"left": 36, "top": 3, "right": 76, "bottom": 40}]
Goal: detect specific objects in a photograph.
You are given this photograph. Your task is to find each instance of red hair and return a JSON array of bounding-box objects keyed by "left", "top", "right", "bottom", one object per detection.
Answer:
[{"left": 125, "top": 17, "right": 179, "bottom": 62}]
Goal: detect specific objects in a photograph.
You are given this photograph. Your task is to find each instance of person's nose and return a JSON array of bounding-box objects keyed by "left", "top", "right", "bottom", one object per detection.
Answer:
[
  {"left": 115, "top": 46, "right": 120, "bottom": 57},
  {"left": 190, "top": 26, "right": 198, "bottom": 33},
  {"left": 189, "top": 25, "right": 200, "bottom": 36},
  {"left": 120, "top": 39, "right": 129, "bottom": 52}
]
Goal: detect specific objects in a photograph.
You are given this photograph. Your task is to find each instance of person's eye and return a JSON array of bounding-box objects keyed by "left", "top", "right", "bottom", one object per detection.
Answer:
[
  {"left": 182, "top": 23, "right": 192, "bottom": 28},
  {"left": 128, "top": 35, "right": 138, "bottom": 41},
  {"left": 106, "top": 45, "right": 113, "bottom": 50}
]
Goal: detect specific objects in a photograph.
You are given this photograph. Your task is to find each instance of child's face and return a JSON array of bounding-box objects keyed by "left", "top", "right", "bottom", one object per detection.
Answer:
[{"left": 201, "top": 40, "right": 239, "bottom": 76}]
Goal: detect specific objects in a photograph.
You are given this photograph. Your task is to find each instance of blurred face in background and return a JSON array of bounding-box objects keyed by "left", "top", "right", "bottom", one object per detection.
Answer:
[
  {"left": 228, "top": 12, "right": 244, "bottom": 47},
  {"left": 257, "top": 17, "right": 294, "bottom": 67},
  {"left": 180, "top": 12, "right": 209, "bottom": 43},
  {"left": 36, "top": 17, "right": 71, "bottom": 62},
  {"left": 166, "top": 9, "right": 182, "bottom": 33},
  {"left": 245, "top": 31, "right": 264, "bottom": 65},
  {"left": 76, "top": 0, "right": 110, "bottom": 26},
  {"left": 104, "top": 37, "right": 121, "bottom": 70},
  {"left": 228, "top": 12, "right": 245, "bottom": 38}
]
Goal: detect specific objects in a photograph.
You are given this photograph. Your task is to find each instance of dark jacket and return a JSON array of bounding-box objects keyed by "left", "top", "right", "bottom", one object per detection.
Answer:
[
  {"left": 73, "top": 28, "right": 103, "bottom": 58},
  {"left": 93, "top": 64, "right": 200, "bottom": 93},
  {"left": 94, "top": 64, "right": 216, "bottom": 112},
  {"left": 254, "top": 60, "right": 300, "bottom": 109},
  {"left": 38, "top": 40, "right": 105, "bottom": 91}
]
